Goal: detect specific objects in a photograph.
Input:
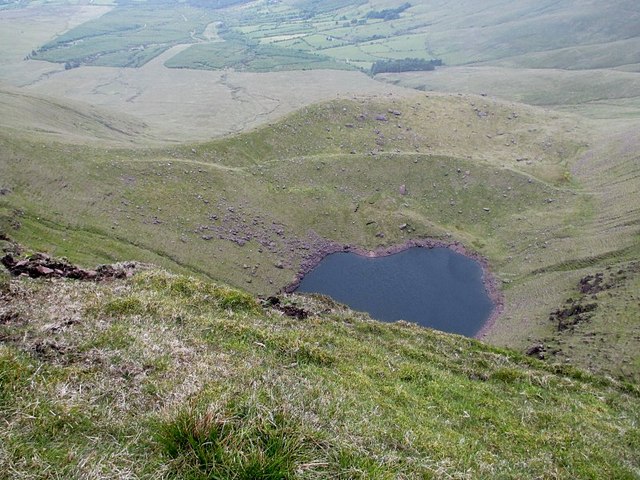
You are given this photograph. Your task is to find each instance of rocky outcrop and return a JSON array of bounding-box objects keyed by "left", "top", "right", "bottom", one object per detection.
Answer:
[{"left": 1, "top": 253, "right": 137, "bottom": 281}]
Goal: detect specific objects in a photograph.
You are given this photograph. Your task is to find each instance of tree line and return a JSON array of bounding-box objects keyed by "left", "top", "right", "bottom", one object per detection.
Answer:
[
  {"left": 370, "top": 58, "right": 443, "bottom": 75},
  {"left": 366, "top": 3, "right": 411, "bottom": 21}
]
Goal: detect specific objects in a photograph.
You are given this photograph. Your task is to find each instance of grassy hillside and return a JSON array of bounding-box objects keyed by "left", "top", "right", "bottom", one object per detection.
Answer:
[
  {"left": 0, "top": 269, "right": 638, "bottom": 478},
  {"left": 0, "top": 7, "right": 639, "bottom": 474},
  {"left": 0, "top": 86, "right": 151, "bottom": 145},
  {"left": 378, "top": 67, "right": 640, "bottom": 119},
  {"left": 1, "top": 90, "right": 639, "bottom": 383},
  {"left": 5, "top": 0, "right": 638, "bottom": 145}
]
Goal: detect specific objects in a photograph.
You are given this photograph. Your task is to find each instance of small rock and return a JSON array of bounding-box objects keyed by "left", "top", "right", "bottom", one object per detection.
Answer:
[
  {"left": 85, "top": 270, "right": 98, "bottom": 279},
  {"left": 36, "top": 266, "right": 54, "bottom": 275},
  {"left": 525, "top": 344, "right": 546, "bottom": 359}
]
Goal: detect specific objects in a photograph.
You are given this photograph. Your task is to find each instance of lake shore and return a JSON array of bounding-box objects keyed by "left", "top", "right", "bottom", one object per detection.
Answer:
[{"left": 283, "top": 237, "right": 504, "bottom": 340}]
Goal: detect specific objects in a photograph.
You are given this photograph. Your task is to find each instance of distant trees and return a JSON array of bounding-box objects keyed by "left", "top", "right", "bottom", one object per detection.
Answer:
[
  {"left": 370, "top": 58, "right": 443, "bottom": 75},
  {"left": 297, "top": 0, "right": 367, "bottom": 17},
  {"left": 64, "top": 60, "right": 81, "bottom": 70},
  {"left": 195, "top": 0, "right": 252, "bottom": 8},
  {"left": 366, "top": 2, "right": 411, "bottom": 21}
]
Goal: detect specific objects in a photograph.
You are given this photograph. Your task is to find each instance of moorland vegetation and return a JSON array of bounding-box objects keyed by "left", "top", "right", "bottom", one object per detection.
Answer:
[{"left": 0, "top": 0, "right": 639, "bottom": 477}]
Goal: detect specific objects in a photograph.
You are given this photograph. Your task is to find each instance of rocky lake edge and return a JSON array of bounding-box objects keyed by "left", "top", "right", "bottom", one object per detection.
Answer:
[{"left": 283, "top": 237, "right": 504, "bottom": 339}]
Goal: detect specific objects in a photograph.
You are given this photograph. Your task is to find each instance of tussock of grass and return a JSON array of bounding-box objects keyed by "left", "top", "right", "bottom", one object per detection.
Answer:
[
  {"left": 138, "top": 271, "right": 259, "bottom": 313},
  {"left": 156, "top": 400, "right": 325, "bottom": 479},
  {"left": 0, "top": 350, "right": 33, "bottom": 408},
  {"left": 103, "top": 296, "right": 148, "bottom": 316},
  {"left": 0, "top": 271, "right": 638, "bottom": 478}
]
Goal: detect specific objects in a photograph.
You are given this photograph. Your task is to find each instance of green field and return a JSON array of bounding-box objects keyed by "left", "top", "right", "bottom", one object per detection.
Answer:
[
  {"left": 16, "top": 0, "right": 640, "bottom": 75},
  {"left": 32, "top": 0, "right": 443, "bottom": 72},
  {"left": 164, "top": 37, "right": 354, "bottom": 73},
  {"left": 35, "top": 4, "right": 216, "bottom": 68}
]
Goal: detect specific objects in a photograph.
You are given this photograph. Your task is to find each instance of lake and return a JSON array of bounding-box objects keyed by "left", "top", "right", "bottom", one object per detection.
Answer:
[{"left": 295, "top": 247, "right": 494, "bottom": 337}]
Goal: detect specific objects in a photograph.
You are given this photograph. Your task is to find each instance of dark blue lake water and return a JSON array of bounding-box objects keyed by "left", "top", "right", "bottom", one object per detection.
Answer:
[{"left": 295, "top": 247, "right": 493, "bottom": 337}]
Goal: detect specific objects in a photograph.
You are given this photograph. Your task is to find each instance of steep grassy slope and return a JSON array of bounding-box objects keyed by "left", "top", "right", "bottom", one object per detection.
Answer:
[
  {"left": 378, "top": 67, "right": 640, "bottom": 119},
  {"left": 1, "top": 4, "right": 638, "bottom": 476},
  {"left": 538, "top": 121, "right": 640, "bottom": 382},
  {"left": 1, "top": 90, "right": 638, "bottom": 382},
  {"left": 0, "top": 91, "right": 588, "bottom": 290},
  {"left": 0, "top": 270, "right": 638, "bottom": 478},
  {"left": 0, "top": 87, "right": 151, "bottom": 145}
]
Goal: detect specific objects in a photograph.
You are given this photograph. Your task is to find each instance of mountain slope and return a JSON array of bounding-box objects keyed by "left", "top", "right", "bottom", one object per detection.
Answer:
[
  {"left": 0, "top": 268, "right": 638, "bottom": 478},
  {"left": 0, "top": 86, "right": 150, "bottom": 145},
  {"left": 1, "top": 90, "right": 639, "bottom": 381}
]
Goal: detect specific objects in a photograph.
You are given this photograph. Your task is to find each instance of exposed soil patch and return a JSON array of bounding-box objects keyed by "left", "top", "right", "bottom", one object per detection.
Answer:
[
  {"left": 529, "top": 262, "right": 640, "bottom": 361},
  {"left": 32, "top": 339, "right": 67, "bottom": 360},
  {"left": 547, "top": 265, "right": 639, "bottom": 333},
  {"left": 1, "top": 252, "right": 137, "bottom": 281},
  {"left": 550, "top": 300, "right": 598, "bottom": 331},
  {"left": 525, "top": 343, "right": 547, "bottom": 360},
  {"left": 261, "top": 296, "right": 309, "bottom": 320},
  {"left": 579, "top": 273, "right": 611, "bottom": 295}
]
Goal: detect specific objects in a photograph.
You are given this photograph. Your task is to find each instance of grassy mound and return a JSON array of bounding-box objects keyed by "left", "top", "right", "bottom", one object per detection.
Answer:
[{"left": 0, "top": 271, "right": 638, "bottom": 478}]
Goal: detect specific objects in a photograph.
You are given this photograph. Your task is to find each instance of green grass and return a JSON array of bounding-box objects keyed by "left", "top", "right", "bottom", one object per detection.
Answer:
[
  {"left": 156, "top": 401, "right": 321, "bottom": 479},
  {"left": 377, "top": 66, "right": 640, "bottom": 120},
  {"left": 2, "top": 3, "right": 640, "bottom": 477},
  {"left": 0, "top": 263, "right": 9, "bottom": 293},
  {"left": 35, "top": 5, "right": 216, "bottom": 68},
  {"left": 0, "top": 270, "right": 638, "bottom": 478},
  {"left": 1, "top": 91, "right": 638, "bottom": 381},
  {"left": 165, "top": 39, "right": 355, "bottom": 73}
]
